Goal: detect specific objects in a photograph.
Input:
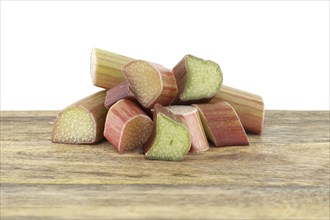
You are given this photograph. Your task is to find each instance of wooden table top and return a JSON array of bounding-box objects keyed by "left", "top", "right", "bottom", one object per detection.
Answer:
[{"left": 1, "top": 110, "right": 329, "bottom": 219}]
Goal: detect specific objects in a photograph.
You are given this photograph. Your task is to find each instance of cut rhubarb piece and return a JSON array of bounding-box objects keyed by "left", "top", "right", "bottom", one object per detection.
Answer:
[
  {"left": 144, "top": 104, "right": 191, "bottom": 161},
  {"left": 122, "top": 60, "right": 178, "bottom": 108},
  {"left": 193, "top": 102, "right": 249, "bottom": 147},
  {"left": 166, "top": 105, "right": 209, "bottom": 153},
  {"left": 104, "top": 81, "right": 152, "bottom": 117},
  {"left": 104, "top": 99, "right": 153, "bottom": 153},
  {"left": 90, "top": 48, "right": 134, "bottom": 89},
  {"left": 172, "top": 54, "right": 223, "bottom": 104},
  {"left": 104, "top": 81, "right": 135, "bottom": 108},
  {"left": 211, "top": 85, "right": 265, "bottom": 134},
  {"left": 52, "top": 90, "right": 107, "bottom": 144}
]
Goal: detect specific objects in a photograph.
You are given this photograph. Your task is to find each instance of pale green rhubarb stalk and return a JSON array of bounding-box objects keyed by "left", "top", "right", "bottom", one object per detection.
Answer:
[
  {"left": 122, "top": 60, "right": 178, "bottom": 108},
  {"left": 144, "top": 104, "right": 191, "bottom": 161},
  {"left": 104, "top": 99, "right": 153, "bottom": 153},
  {"left": 172, "top": 54, "right": 223, "bottom": 104},
  {"left": 52, "top": 90, "right": 107, "bottom": 144},
  {"left": 193, "top": 102, "right": 249, "bottom": 147},
  {"left": 166, "top": 105, "right": 209, "bottom": 153},
  {"left": 210, "top": 85, "right": 264, "bottom": 134},
  {"left": 90, "top": 48, "right": 134, "bottom": 89}
]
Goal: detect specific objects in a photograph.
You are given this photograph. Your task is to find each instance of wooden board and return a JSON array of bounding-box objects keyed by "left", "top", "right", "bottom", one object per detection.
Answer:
[{"left": 1, "top": 110, "right": 329, "bottom": 219}]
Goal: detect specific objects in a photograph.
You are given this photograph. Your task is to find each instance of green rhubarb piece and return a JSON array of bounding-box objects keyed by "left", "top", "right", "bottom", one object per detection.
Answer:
[
  {"left": 182, "top": 55, "right": 222, "bottom": 100},
  {"left": 146, "top": 113, "right": 190, "bottom": 161},
  {"left": 173, "top": 55, "right": 223, "bottom": 103}
]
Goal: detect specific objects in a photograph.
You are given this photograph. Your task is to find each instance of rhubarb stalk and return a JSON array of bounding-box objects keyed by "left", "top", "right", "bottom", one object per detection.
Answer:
[
  {"left": 104, "top": 99, "right": 153, "bottom": 153},
  {"left": 104, "top": 81, "right": 135, "bottom": 108},
  {"left": 166, "top": 105, "right": 209, "bottom": 153},
  {"left": 122, "top": 60, "right": 178, "bottom": 108},
  {"left": 193, "top": 102, "right": 249, "bottom": 147},
  {"left": 210, "top": 85, "right": 264, "bottom": 134},
  {"left": 172, "top": 54, "right": 223, "bottom": 104},
  {"left": 90, "top": 48, "right": 134, "bottom": 89},
  {"left": 144, "top": 104, "right": 191, "bottom": 161},
  {"left": 52, "top": 90, "right": 107, "bottom": 144}
]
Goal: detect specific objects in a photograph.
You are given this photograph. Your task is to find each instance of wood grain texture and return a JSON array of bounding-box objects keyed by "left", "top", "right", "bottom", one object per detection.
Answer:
[{"left": 1, "top": 110, "right": 329, "bottom": 219}]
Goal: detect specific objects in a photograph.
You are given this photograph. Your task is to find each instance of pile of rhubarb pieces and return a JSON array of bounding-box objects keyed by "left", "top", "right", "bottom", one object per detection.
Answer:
[{"left": 52, "top": 48, "right": 264, "bottom": 161}]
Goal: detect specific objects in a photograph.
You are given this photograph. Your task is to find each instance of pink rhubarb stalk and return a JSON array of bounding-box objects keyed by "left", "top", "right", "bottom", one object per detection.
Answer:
[
  {"left": 211, "top": 85, "right": 264, "bottom": 134},
  {"left": 122, "top": 60, "right": 178, "bottom": 108},
  {"left": 52, "top": 90, "right": 107, "bottom": 144},
  {"left": 104, "top": 99, "right": 153, "bottom": 153},
  {"left": 193, "top": 101, "right": 249, "bottom": 147},
  {"left": 104, "top": 81, "right": 135, "bottom": 108},
  {"left": 166, "top": 105, "right": 209, "bottom": 153}
]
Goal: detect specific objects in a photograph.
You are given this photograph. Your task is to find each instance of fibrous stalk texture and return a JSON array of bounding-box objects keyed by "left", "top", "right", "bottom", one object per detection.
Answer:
[
  {"left": 166, "top": 105, "right": 209, "bottom": 153},
  {"left": 211, "top": 85, "right": 264, "bottom": 134},
  {"left": 193, "top": 102, "right": 249, "bottom": 147},
  {"left": 104, "top": 99, "right": 153, "bottom": 153},
  {"left": 104, "top": 81, "right": 135, "bottom": 108},
  {"left": 91, "top": 48, "right": 134, "bottom": 89}
]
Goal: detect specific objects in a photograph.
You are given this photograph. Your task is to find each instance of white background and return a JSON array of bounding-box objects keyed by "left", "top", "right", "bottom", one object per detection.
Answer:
[{"left": 1, "top": 1, "right": 329, "bottom": 110}]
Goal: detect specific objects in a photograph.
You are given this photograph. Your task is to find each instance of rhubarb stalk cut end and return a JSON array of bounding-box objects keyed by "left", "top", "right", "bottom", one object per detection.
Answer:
[
  {"left": 173, "top": 55, "right": 223, "bottom": 103},
  {"left": 122, "top": 60, "right": 178, "bottom": 108},
  {"left": 52, "top": 106, "right": 97, "bottom": 144},
  {"left": 52, "top": 91, "right": 107, "bottom": 144},
  {"left": 119, "top": 115, "right": 154, "bottom": 152},
  {"left": 123, "top": 60, "right": 162, "bottom": 107},
  {"left": 104, "top": 99, "right": 153, "bottom": 153},
  {"left": 145, "top": 113, "right": 191, "bottom": 161}
]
